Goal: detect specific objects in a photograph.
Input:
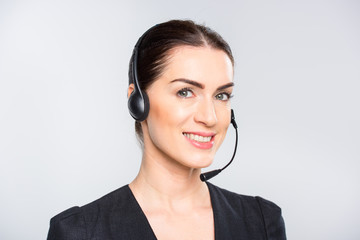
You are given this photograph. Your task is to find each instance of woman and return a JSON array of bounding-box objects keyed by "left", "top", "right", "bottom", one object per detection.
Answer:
[{"left": 47, "top": 20, "right": 286, "bottom": 240}]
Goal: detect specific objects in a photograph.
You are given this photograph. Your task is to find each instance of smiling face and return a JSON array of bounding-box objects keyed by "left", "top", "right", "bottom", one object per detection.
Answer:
[{"left": 141, "top": 46, "right": 234, "bottom": 171}]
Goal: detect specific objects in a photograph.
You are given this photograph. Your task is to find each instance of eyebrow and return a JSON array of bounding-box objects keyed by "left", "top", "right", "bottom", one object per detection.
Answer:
[
  {"left": 217, "top": 82, "right": 235, "bottom": 91},
  {"left": 170, "top": 78, "right": 234, "bottom": 91}
]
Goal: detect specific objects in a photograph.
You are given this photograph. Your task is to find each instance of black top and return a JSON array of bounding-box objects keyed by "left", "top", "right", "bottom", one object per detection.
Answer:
[{"left": 47, "top": 183, "right": 286, "bottom": 240}]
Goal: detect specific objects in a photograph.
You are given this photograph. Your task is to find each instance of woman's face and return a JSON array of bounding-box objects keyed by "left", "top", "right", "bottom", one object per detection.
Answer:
[{"left": 141, "top": 46, "right": 234, "bottom": 170}]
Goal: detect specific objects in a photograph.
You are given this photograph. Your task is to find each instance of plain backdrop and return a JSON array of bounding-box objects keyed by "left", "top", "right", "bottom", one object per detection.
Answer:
[{"left": 0, "top": 0, "right": 359, "bottom": 239}]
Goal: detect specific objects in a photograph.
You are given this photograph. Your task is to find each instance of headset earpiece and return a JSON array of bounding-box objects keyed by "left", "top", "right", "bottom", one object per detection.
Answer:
[
  {"left": 128, "top": 86, "right": 149, "bottom": 122},
  {"left": 127, "top": 28, "right": 153, "bottom": 122}
]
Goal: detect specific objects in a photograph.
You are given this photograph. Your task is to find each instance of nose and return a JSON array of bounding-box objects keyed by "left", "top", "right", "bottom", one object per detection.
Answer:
[{"left": 194, "top": 98, "right": 217, "bottom": 127}]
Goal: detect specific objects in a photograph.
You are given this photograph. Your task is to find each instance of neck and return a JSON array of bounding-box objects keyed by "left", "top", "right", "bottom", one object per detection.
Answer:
[{"left": 129, "top": 150, "right": 210, "bottom": 212}]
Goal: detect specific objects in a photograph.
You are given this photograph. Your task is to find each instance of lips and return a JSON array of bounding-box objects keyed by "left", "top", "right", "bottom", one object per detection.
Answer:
[{"left": 183, "top": 132, "right": 215, "bottom": 149}]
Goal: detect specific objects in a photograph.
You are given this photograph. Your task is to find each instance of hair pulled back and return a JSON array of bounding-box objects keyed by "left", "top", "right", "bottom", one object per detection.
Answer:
[{"left": 128, "top": 19, "right": 234, "bottom": 144}]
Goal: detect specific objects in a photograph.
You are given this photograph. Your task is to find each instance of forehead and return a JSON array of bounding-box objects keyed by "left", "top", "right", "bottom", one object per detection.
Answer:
[{"left": 160, "top": 46, "right": 234, "bottom": 84}]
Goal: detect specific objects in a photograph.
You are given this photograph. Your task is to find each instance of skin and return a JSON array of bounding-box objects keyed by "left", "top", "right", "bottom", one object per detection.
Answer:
[{"left": 128, "top": 46, "right": 234, "bottom": 240}]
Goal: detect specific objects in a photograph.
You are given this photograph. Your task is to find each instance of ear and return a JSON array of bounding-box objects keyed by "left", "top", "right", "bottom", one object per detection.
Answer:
[{"left": 127, "top": 83, "right": 135, "bottom": 98}]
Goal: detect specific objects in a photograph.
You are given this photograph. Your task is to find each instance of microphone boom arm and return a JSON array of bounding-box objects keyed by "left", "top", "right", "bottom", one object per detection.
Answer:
[{"left": 200, "top": 109, "right": 238, "bottom": 182}]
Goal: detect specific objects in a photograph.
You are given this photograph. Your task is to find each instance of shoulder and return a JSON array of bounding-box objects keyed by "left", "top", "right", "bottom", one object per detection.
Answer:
[
  {"left": 207, "top": 182, "right": 261, "bottom": 212},
  {"left": 255, "top": 196, "right": 287, "bottom": 240},
  {"left": 47, "top": 206, "right": 85, "bottom": 240},
  {"left": 207, "top": 182, "right": 286, "bottom": 240},
  {"left": 207, "top": 182, "right": 282, "bottom": 213},
  {"left": 47, "top": 185, "right": 131, "bottom": 240}
]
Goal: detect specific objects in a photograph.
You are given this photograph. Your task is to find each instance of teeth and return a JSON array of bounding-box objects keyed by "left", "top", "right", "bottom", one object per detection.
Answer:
[{"left": 183, "top": 133, "right": 212, "bottom": 143}]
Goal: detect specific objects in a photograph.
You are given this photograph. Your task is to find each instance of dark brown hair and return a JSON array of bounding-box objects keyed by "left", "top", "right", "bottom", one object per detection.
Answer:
[{"left": 128, "top": 19, "right": 234, "bottom": 144}]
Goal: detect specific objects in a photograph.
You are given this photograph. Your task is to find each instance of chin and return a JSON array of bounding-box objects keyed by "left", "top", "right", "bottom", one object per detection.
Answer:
[{"left": 183, "top": 155, "right": 214, "bottom": 169}]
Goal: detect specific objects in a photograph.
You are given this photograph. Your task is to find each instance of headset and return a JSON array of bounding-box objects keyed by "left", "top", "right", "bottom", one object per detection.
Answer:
[
  {"left": 127, "top": 26, "right": 155, "bottom": 122},
  {"left": 127, "top": 25, "right": 238, "bottom": 181}
]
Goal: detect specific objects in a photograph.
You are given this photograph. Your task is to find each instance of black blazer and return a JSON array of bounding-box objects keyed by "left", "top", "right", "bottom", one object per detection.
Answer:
[{"left": 47, "top": 182, "right": 286, "bottom": 240}]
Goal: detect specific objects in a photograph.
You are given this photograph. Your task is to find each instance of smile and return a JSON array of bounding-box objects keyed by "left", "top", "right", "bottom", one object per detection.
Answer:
[
  {"left": 183, "top": 132, "right": 215, "bottom": 149},
  {"left": 183, "top": 133, "right": 212, "bottom": 142}
]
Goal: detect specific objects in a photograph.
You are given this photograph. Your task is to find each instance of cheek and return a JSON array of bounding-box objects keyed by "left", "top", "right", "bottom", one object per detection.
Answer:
[
  {"left": 146, "top": 99, "right": 184, "bottom": 142},
  {"left": 215, "top": 107, "right": 232, "bottom": 143},
  {"left": 217, "top": 104, "right": 231, "bottom": 126},
  {"left": 148, "top": 97, "right": 192, "bottom": 128}
]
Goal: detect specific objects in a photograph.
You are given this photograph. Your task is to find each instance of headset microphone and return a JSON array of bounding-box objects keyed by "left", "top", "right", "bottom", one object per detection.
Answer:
[{"left": 200, "top": 109, "right": 238, "bottom": 182}]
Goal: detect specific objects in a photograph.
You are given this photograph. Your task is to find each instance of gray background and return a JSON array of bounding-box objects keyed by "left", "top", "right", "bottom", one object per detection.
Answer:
[{"left": 1, "top": 0, "right": 359, "bottom": 239}]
